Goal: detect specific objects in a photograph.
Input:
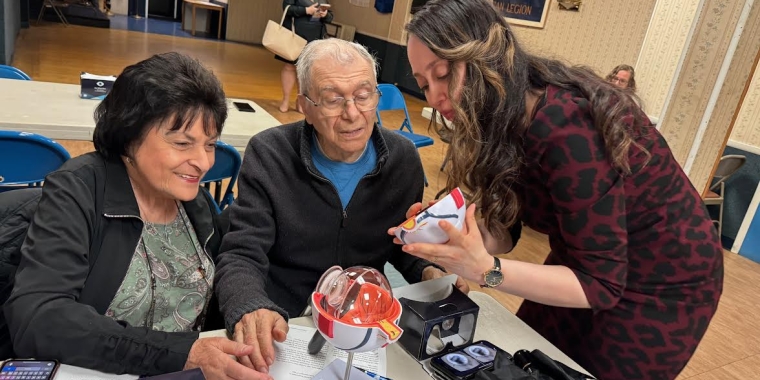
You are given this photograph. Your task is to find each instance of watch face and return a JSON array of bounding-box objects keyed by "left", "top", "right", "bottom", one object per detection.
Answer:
[{"left": 485, "top": 270, "right": 504, "bottom": 287}]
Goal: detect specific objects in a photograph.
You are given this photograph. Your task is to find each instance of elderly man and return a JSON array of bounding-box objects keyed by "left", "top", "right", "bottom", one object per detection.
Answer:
[{"left": 214, "top": 38, "right": 465, "bottom": 375}]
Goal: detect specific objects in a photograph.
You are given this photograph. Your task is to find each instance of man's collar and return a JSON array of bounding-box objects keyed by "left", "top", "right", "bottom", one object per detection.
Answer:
[{"left": 298, "top": 121, "right": 389, "bottom": 173}]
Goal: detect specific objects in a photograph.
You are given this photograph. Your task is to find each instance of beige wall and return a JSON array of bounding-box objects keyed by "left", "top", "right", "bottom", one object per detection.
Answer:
[
  {"left": 729, "top": 66, "right": 760, "bottom": 151},
  {"left": 331, "top": 0, "right": 393, "bottom": 40},
  {"left": 352, "top": 0, "right": 657, "bottom": 60},
  {"left": 226, "top": 0, "right": 282, "bottom": 45},
  {"left": 111, "top": 0, "right": 128, "bottom": 15},
  {"left": 689, "top": 1, "right": 760, "bottom": 193},
  {"left": 388, "top": 0, "right": 412, "bottom": 45},
  {"left": 657, "top": 0, "right": 744, "bottom": 166},
  {"left": 510, "top": 0, "right": 657, "bottom": 75},
  {"left": 655, "top": 0, "right": 760, "bottom": 193}
]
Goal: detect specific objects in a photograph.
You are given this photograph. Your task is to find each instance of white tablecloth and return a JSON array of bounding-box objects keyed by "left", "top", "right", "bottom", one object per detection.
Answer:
[{"left": 0, "top": 79, "right": 282, "bottom": 152}]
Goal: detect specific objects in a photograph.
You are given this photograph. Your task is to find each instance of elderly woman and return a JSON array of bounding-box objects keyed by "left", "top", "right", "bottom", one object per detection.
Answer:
[{"left": 4, "top": 53, "right": 270, "bottom": 380}]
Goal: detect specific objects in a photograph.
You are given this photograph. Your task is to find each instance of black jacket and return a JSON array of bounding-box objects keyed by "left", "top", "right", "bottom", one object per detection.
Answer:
[
  {"left": 0, "top": 188, "right": 43, "bottom": 358},
  {"left": 3, "top": 153, "right": 224, "bottom": 375},
  {"left": 215, "top": 121, "right": 435, "bottom": 329},
  {"left": 282, "top": 0, "right": 334, "bottom": 42}
]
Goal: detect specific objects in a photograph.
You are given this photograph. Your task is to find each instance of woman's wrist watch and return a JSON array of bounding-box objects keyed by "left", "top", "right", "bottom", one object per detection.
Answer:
[{"left": 480, "top": 256, "right": 504, "bottom": 288}]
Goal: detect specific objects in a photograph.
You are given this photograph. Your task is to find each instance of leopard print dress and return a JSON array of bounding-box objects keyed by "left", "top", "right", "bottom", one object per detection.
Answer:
[{"left": 515, "top": 85, "right": 723, "bottom": 380}]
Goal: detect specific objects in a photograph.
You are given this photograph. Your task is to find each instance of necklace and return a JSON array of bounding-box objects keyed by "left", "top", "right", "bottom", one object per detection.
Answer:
[{"left": 141, "top": 201, "right": 210, "bottom": 329}]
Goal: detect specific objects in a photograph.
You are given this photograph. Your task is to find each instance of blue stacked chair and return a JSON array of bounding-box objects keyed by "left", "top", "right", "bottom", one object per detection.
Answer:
[
  {"left": 376, "top": 83, "right": 434, "bottom": 186},
  {"left": 0, "top": 65, "right": 32, "bottom": 80},
  {"left": 0, "top": 131, "right": 71, "bottom": 192},
  {"left": 201, "top": 140, "right": 242, "bottom": 211}
]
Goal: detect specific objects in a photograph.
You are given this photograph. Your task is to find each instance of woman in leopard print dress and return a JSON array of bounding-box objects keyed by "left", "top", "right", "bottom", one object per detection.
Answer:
[{"left": 397, "top": 1, "right": 724, "bottom": 379}]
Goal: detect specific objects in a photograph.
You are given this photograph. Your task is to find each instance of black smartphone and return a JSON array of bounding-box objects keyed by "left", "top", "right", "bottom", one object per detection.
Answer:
[
  {"left": 430, "top": 341, "right": 504, "bottom": 380},
  {"left": 233, "top": 102, "right": 256, "bottom": 113},
  {"left": 0, "top": 360, "right": 59, "bottom": 380}
]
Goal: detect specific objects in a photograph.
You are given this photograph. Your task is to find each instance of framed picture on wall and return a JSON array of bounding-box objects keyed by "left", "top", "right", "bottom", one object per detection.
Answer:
[{"left": 493, "top": 0, "right": 550, "bottom": 28}]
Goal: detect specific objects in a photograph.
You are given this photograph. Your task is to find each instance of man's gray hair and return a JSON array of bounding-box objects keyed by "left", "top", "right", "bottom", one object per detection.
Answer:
[{"left": 296, "top": 38, "right": 378, "bottom": 96}]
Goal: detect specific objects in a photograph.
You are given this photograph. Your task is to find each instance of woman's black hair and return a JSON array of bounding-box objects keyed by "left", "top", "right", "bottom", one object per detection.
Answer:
[{"left": 93, "top": 52, "right": 227, "bottom": 159}]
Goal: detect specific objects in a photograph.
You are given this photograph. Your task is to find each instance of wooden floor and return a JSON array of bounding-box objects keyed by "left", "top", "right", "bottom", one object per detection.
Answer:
[{"left": 10, "top": 24, "right": 760, "bottom": 379}]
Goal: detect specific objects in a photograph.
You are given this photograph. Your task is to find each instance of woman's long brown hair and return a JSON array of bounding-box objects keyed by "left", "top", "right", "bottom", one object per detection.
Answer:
[{"left": 406, "top": 0, "right": 649, "bottom": 240}]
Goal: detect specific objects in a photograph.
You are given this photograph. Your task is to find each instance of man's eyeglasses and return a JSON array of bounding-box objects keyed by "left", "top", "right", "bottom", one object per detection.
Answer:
[{"left": 301, "top": 88, "right": 382, "bottom": 117}]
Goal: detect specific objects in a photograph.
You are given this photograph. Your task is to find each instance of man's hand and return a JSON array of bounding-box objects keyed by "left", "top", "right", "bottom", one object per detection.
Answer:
[
  {"left": 184, "top": 337, "right": 272, "bottom": 380},
  {"left": 232, "top": 309, "right": 289, "bottom": 374},
  {"left": 422, "top": 266, "right": 470, "bottom": 294}
]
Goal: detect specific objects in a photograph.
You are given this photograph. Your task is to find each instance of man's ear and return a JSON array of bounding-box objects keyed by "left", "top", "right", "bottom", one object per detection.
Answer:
[{"left": 297, "top": 95, "right": 312, "bottom": 123}]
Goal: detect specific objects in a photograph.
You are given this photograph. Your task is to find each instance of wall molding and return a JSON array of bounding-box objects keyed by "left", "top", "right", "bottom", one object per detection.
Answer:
[
  {"left": 657, "top": 0, "right": 745, "bottom": 165},
  {"left": 729, "top": 53, "right": 760, "bottom": 149},
  {"left": 635, "top": 0, "right": 702, "bottom": 118},
  {"left": 728, "top": 139, "right": 760, "bottom": 156},
  {"left": 690, "top": 0, "right": 760, "bottom": 193},
  {"left": 684, "top": 0, "right": 755, "bottom": 174}
]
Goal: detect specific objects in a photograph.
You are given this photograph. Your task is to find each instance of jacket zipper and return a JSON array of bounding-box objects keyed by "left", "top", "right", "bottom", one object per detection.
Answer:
[
  {"left": 305, "top": 166, "right": 349, "bottom": 266},
  {"left": 305, "top": 167, "right": 346, "bottom": 225},
  {"left": 305, "top": 165, "right": 382, "bottom": 265},
  {"left": 197, "top": 230, "right": 214, "bottom": 329},
  {"left": 305, "top": 165, "right": 383, "bottom": 226}
]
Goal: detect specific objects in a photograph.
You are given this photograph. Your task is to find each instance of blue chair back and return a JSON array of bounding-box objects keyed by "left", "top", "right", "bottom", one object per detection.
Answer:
[
  {"left": 200, "top": 187, "right": 222, "bottom": 215},
  {"left": 201, "top": 140, "right": 242, "bottom": 210},
  {"left": 376, "top": 83, "right": 414, "bottom": 133},
  {"left": 0, "top": 65, "right": 32, "bottom": 80},
  {"left": 376, "top": 84, "right": 434, "bottom": 148},
  {"left": 0, "top": 131, "right": 70, "bottom": 189},
  {"left": 375, "top": 84, "right": 434, "bottom": 186}
]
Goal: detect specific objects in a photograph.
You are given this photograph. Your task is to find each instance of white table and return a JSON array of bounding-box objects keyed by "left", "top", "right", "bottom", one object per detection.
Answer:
[
  {"left": 202, "top": 291, "right": 590, "bottom": 379},
  {"left": 42, "top": 279, "right": 589, "bottom": 379},
  {"left": 0, "top": 78, "right": 282, "bottom": 152}
]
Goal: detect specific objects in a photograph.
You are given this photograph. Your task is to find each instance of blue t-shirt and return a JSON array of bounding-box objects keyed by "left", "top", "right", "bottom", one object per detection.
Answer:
[{"left": 311, "top": 134, "right": 377, "bottom": 209}]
